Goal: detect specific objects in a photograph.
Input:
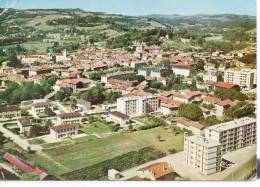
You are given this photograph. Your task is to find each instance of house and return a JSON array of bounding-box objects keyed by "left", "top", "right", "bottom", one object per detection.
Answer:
[
  {"left": 159, "top": 96, "right": 183, "bottom": 115},
  {"left": 108, "top": 169, "right": 122, "bottom": 180},
  {"left": 108, "top": 111, "right": 130, "bottom": 127},
  {"left": 0, "top": 105, "right": 20, "bottom": 121},
  {"left": 214, "top": 82, "right": 239, "bottom": 90},
  {"left": 201, "top": 95, "right": 220, "bottom": 106},
  {"left": 57, "top": 112, "right": 82, "bottom": 124},
  {"left": 169, "top": 117, "right": 205, "bottom": 135},
  {"left": 31, "top": 102, "right": 52, "bottom": 115},
  {"left": 17, "top": 117, "right": 32, "bottom": 134},
  {"left": 50, "top": 124, "right": 78, "bottom": 139},
  {"left": 137, "top": 162, "right": 175, "bottom": 181},
  {"left": 211, "top": 99, "right": 239, "bottom": 118},
  {"left": 76, "top": 99, "right": 91, "bottom": 112},
  {"left": 203, "top": 63, "right": 218, "bottom": 83},
  {"left": 3, "top": 152, "right": 49, "bottom": 180},
  {"left": 29, "top": 66, "right": 52, "bottom": 78},
  {"left": 54, "top": 78, "right": 93, "bottom": 91},
  {"left": 171, "top": 64, "right": 192, "bottom": 77},
  {"left": 169, "top": 90, "right": 202, "bottom": 103},
  {"left": 101, "top": 71, "right": 135, "bottom": 85}
]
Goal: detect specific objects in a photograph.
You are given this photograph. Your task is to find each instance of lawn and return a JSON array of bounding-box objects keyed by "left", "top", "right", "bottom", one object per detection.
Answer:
[
  {"left": 28, "top": 138, "right": 46, "bottom": 145},
  {"left": 21, "top": 42, "right": 53, "bottom": 53},
  {"left": 80, "top": 116, "right": 115, "bottom": 134},
  {"left": 27, "top": 127, "right": 184, "bottom": 176}
]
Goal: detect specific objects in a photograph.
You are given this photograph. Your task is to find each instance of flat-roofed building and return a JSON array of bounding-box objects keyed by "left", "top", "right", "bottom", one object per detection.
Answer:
[
  {"left": 184, "top": 135, "right": 222, "bottom": 175},
  {"left": 117, "top": 91, "right": 159, "bottom": 116},
  {"left": 224, "top": 68, "right": 256, "bottom": 89},
  {"left": 204, "top": 117, "right": 256, "bottom": 154}
]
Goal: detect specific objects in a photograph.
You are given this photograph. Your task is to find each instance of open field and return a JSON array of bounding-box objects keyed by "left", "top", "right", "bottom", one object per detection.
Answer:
[
  {"left": 21, "top": 41, "right": 53, "bottom": 53},
  {"left": 26, "top": 127, "right": 184, "bottom": 176}
]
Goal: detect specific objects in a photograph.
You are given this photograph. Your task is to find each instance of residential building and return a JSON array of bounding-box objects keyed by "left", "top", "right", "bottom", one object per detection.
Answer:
[
  {"left": 76, "top": 99, "right": 91, "bottom": 112},
  {"left": 57, "top": 112, "right": 82, "bottom": 124},
  {"left": 211, "top": 99, "right": 238, "bottom": 118},
  {"left": 108, "top": 169, "right": 122, "bottom": 180},
  {"left": 17, "top": 117, "right": 32, "bottom": 134},
  {"left": 137, "top": 162, "right": 175, "bottom": 181},
  {"left": 171, "top": 64, "right": 192, "bottom": 77},
  {"left": 50, "top": 124, "right": 78, "bottom": 139},
  {"left": 169, "top": 117, "right": 205, "bottom": 135},
  {"left": 117, "top": 92, "right": 159, "bottom": 116},
  {"left": 204, "top": 117, "right": 256, "bottom": 154},
  {"left": 224, "top": 68, "right": 256, "bottom": 89},
  {"left": 184, "top": 135, "right": 222, "bottom": 175},
  {"left": 108, "top": 111, "right": 130, "bottom": 127},
  {"left": 31, "top": 102, "right": 52, "bottom": 115},
  {"left": 0, "top": 105, "right": 20, "bottom": 121},
  {"left": 159, "top": 96, "right": 183, "bottom": 116},
  {"left": 169, "top": 90, "right": 202, "bottom": 103},
  {"left": 203, "top": 64, "right": 218, "bottom": 83}
]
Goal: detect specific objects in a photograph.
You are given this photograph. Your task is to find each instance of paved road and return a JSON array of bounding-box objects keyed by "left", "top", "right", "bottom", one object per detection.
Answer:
[
  {"left": 0, "top": 123, "right": 42, "bottom": 152},
  {"left": 119, "top": 151, "right": 184, "bottom": 180}
]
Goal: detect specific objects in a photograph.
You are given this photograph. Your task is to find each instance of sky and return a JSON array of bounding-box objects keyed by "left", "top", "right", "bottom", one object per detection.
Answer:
[{"left": 0, "top": 0, "right": 256, "bottom": 16}]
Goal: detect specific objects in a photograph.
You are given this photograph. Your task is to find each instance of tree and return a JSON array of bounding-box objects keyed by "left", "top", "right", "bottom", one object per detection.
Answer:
[
  {"left": 200, "top": 116, "right": 220, "bottom": 127},
  {"left": 111, "top": 124, "right": 120, "bottom": 132},
  {"left": 225, "top": 102, "right": 255, "bottom": 119},
  {"left": 21, "top": 173, "right": 39, "bottom": 181},
  {"left": 55, "top": 91, "right": 67, "bottom": 102},
  {"left": 157, "top": 135, "right": 162, "bottom": 142},
  {"left": 128, "top": 124, "right": 133, "bottom": 132},
  {"left": 44, "top": 107, "right": 56, "bottom": 117},
  {"left": 178, "top": 103, "right": 203, "bottom": 121}
]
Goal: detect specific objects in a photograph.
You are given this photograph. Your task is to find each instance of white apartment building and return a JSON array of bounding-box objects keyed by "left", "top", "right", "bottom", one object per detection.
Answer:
[
  {"left": 117, "top": 94, "right": 159, "bottom": 116},
  {"left": 171, "top": 64, "right": 191, "bottom": 77},
  {"left": 184, "top": 135, "right": 222, "bottom": 175},
  {"left": 224, "top": 68, "right": 256, "bottom": 89},
  {"left": 57, "top": 112, "right": 82, "bottom": 124},
  {"left": 50, "top": 124, "right": 78, "bottom": 139},
  {"left": 204, "top": 117, "right": 256, "bottom": 154},
  {"left": 203, "top": 64, "right": 218, "bottom": 83}
]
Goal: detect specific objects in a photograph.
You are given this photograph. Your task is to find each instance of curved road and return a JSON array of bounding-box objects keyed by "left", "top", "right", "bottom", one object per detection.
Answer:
[{"left": 0, "top": 122, "right": 42, "bottom": 152}]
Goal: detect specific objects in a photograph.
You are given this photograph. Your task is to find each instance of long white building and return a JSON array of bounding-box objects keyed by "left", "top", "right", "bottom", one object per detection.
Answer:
[
  {"left": 224, "top": 68, "right": 256, "bottom": 89},
  {"left": 184, "top": 135, "right": 222, "bottom": 175},
  {"left": 117, "top": 92, "right": 159, "bottom": 116},
  {"left": 204, "top": 117, "right": 256, "bottom": 154}
]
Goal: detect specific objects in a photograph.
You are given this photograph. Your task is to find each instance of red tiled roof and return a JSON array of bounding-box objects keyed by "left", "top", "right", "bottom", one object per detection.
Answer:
[
  {"left": 51, "top": 124, "right": 76, "bottom": 132},
  {"left": 58, "top": 112, "right": 81, "bottom": 118},
  {"left": 3, "top": 152, "right": 48, "bottom": 180},
  {"left": 110, "top": 111, "right": 129, "bottom": 119},
  {"left": 138, "top": 162, "right": 175, "bottom": 180},
  {"left": 215, "top": 82, "right": 236, "bottom": 89}
]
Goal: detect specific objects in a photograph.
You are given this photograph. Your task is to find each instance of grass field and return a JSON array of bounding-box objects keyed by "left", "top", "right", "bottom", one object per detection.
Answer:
[
  {"left": 21, "top": 42, "right": 53, "bottom": 53},
  {"left": 27, "top": 127, "right": 184, "bottom": 176}
]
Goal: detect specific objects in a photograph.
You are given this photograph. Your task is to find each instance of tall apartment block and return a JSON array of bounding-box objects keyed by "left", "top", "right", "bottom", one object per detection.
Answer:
[
  {"left": 184, "top": 135, "right": 222, "bottom": 175},
  {"left": 116, "top": 94, "right": 159, "bottom": 116},
  {"left": 204, "top": 117, "right": 256, "bottom": 154},
  {"left": 224, "top": 68, "right": 256, "bottom": 89}
]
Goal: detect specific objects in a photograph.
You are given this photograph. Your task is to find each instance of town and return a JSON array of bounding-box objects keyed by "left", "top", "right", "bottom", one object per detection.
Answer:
[{"left": 0, "top": 8, "right": 257, "bottom": 181}]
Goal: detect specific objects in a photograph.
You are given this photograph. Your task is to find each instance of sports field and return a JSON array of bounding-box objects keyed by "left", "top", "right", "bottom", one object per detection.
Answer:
[{"left": 27, "top": 127, "right": 184, "bottom": 176}]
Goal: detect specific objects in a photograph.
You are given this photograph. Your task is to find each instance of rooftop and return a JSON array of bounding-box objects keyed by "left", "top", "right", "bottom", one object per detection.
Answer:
[
  {"left": 206, "top": 117, "right": 256, "bottom": 132},
  {"left": 185, "top": 135, "right": 221, "bottom": 147},
  {"left": 138, "top": 162, "right": 175, "bottom": 180},
  {"left": 51, "top": 124, "right": 76, "bottom": 132}
]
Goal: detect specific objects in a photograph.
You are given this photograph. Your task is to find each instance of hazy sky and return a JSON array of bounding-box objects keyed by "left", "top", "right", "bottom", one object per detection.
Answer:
[{"left": 0, "top": 0, "right": 256, "bottom": 16}]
